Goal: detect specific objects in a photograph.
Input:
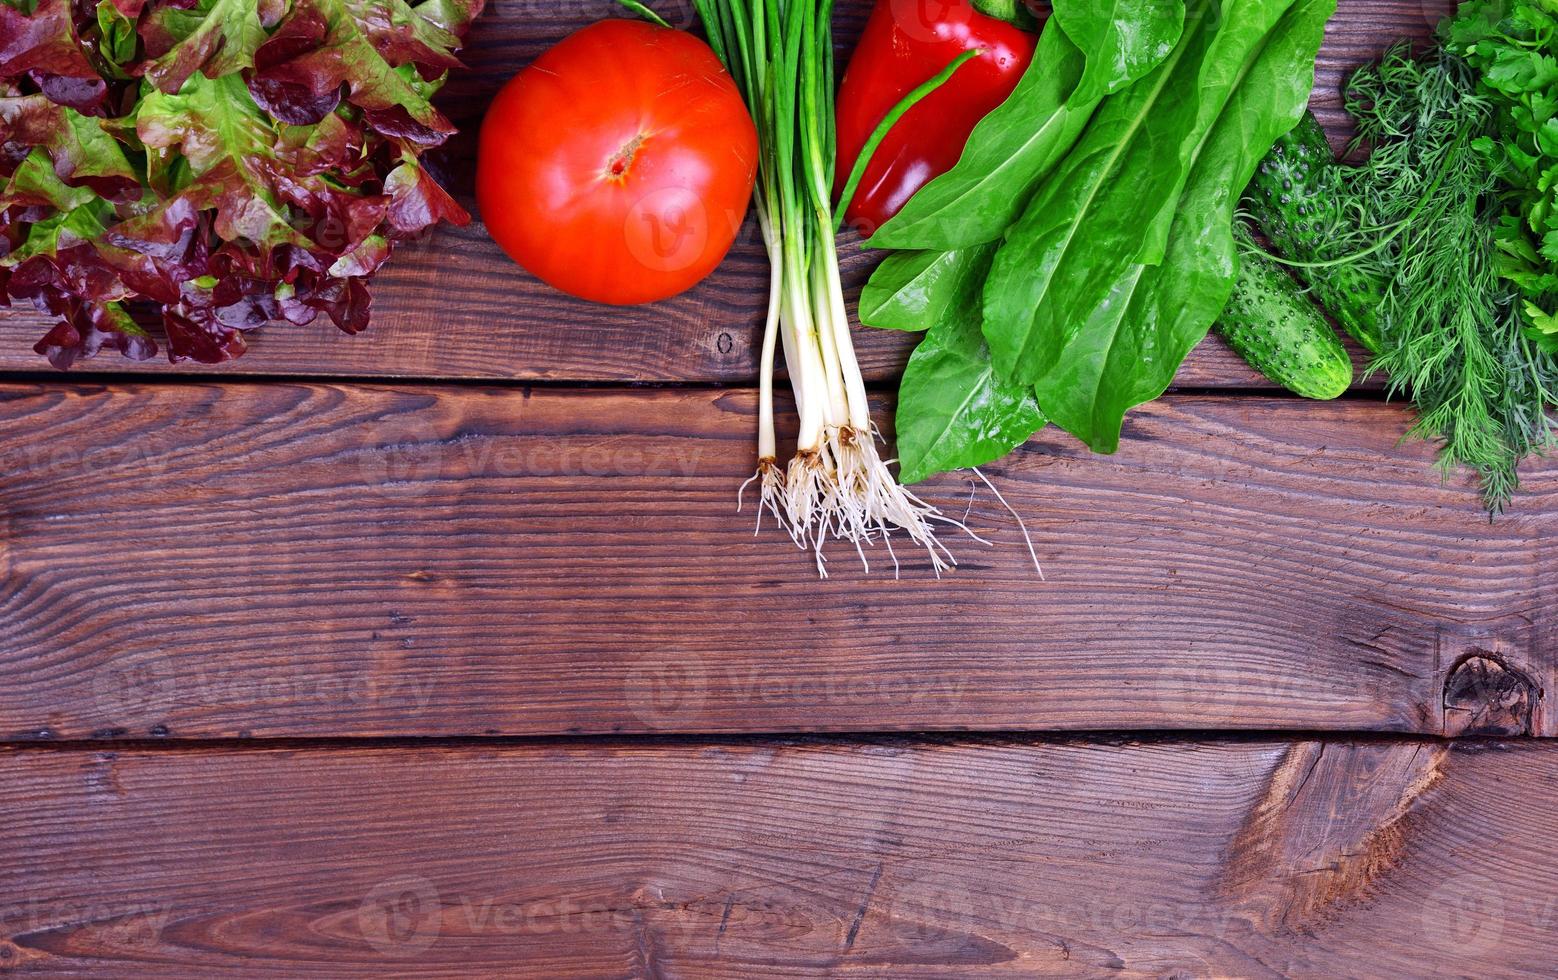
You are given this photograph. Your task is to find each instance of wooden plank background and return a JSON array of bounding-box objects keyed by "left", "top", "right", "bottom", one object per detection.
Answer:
[
  {"left": 0, "top": 382, "right": 1551, "bottom": 739},
  {"left": 4, "top": 0, "right": 1556, "bottom": 975},
  {"left": 3, "top": 737, "right": 1554, "bottom": 976}
]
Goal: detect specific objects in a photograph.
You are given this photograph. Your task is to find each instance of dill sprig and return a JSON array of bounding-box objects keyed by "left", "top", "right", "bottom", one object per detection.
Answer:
[{"left": 1334, "top": 46, "right": 1557, "bottom": 513}]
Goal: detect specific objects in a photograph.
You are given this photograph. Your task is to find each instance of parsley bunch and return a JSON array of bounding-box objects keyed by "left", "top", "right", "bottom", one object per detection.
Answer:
[{"left": 1445, "top": 0, "right": 1558, "bottom": 353}]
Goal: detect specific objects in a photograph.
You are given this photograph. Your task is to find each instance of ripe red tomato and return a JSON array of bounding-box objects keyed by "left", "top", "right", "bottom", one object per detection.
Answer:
[{"left": 477, "top": 20, "right": 759, "bottom": 306}]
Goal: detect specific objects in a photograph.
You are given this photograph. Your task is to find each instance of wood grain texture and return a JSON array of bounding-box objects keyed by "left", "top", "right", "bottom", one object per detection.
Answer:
[
  {"left": 0, "top": 0, "right": 1435, "bottom": 385},
  {"left": 2, "top": 737, "right": 1554, "bottom": 977},
  {"left": 1, "top": 381, "right": 1550, "bottom": 739}
]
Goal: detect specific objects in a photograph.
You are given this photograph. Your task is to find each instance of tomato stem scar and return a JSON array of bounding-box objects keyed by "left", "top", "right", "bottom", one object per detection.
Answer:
[{"left": 607, "top": 134, "right": 648, "bottom": 180}]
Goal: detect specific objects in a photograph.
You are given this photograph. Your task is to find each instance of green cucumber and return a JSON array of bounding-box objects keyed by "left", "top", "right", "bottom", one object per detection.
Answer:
[
  {"left": 1217, "top": 226, "right": 1354, "bottom": 400},
  {"left": 1244, "top": 112, "right": 1386, "bottom": 355}
]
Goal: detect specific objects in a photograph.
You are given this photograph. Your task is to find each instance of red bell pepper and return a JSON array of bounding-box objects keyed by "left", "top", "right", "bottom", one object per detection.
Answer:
[{"left": 835, "top": 0, "right": 1037, "bottom": 235}]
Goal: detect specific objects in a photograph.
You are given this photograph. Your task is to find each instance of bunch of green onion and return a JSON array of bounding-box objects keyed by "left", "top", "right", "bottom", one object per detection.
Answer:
[
  {"left": 677, "top": 0, "right": 967, "bottom": 575},
  {"left": 618, "top": 0, "right": 979, "bottom": 573}
]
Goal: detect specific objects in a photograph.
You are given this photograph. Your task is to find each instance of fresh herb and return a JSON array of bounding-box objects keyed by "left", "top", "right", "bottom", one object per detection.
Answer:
[
  {"left": 1445, "top": 0, "right": 1558, "bottom": 319},
  {"left": 1243, "top": 34, "right": 1558, "bottom": 512},
  {"left": 1, "top": 0, "right": 483, "bottom": 367},
  {"left": 1344, "top": 47, "right": 1543, "bottom": 507},
  {"left": 1368, "top": 42, "right": 1558, "bottom": 509},
  {"left": 864, "top": 0, "right": 1336, "bottom": 480}
]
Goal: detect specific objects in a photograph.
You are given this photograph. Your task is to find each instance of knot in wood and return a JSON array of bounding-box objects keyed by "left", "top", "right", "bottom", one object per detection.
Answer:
[{"left": 1444, "top": 653, "right": 1539, "bottom": 737}]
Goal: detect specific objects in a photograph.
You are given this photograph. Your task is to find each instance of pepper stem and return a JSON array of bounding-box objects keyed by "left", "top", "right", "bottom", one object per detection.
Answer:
[
  {"left": 970, "top": 0, "right": 1039, "bottom": 30},
  {"left": 611, "top": 0, "right": 671, "bottom": 27}
]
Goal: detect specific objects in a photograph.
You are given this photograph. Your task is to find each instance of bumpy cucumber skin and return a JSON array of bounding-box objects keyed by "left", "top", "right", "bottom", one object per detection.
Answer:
[
  {"left": 1245, "top": 113, "right": 1385, "bottom": 355},
  {"left": 1218, "top": 237, "right": 1354, "bottom": 401}
]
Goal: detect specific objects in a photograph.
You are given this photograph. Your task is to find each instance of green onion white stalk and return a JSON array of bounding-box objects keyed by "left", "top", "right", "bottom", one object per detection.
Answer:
[{"left": 691, "top": 0, "right": 968, "bottom": 576}]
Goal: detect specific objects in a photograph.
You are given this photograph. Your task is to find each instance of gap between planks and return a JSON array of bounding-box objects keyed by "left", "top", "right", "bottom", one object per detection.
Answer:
[{"left": 0, "top": 729, "right": 1512, "bottom": 753}]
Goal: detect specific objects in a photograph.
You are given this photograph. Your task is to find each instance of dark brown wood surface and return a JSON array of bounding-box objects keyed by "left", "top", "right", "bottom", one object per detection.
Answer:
[
  {"left": 4, "top": 737, "right": 1554, "bottom": 976},
  {"left": 2, "top": 382, "right": 1551, "bottom": 740},
  {"left": 2, "top": 2, "right": 1551, "bottom": 975},
  {"left": 0, "top": 0, "right": 1435, "bottom": 385}
]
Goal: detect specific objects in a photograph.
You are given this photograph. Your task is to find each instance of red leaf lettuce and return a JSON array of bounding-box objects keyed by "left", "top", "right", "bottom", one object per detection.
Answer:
[{"left": 1, "top": 0, "right": 482, "bottom": 367}]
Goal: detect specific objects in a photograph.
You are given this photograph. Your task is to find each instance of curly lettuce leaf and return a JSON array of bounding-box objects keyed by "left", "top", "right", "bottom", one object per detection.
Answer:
[
  {"left": 1, "top": 0, "right": 483, "bottom": 367},
  {"left": 0, "top": 0, "right": 96, "bottom": 79},
  {"left": 1, "top": 94, "right": 139, "bottom": 201},
  {"left": 138, "top": 72, "right": 350, "bottom": 250},
  {"left": 139, "top": 0, "right": 282, "bottom": 93},
  {"left": 246, "top": 0, "right": 468, "bottom": 136}
]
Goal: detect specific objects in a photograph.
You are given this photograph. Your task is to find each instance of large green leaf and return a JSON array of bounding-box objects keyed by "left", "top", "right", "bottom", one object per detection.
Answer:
[
  {"left": 868, "top": 0, "right": 1185, "bottom": 252},
  {"left": 1028, "top": 0, "right": 1337, "bottom": 452},
  {"left": 982, "top": 0, "right": 1298, "bottom": 391},
  {"left": 860, "top": 244, "right": 996, "bottom": 332},
  {"left": 1055, "top": 0, "right": 1186, "bottom": 105},
  {"left": 897, "top": 316, "right": 1047, "bottom": 484},
  {"left": 895, "top": 248, "right": 1045, "bottom": 484}
]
